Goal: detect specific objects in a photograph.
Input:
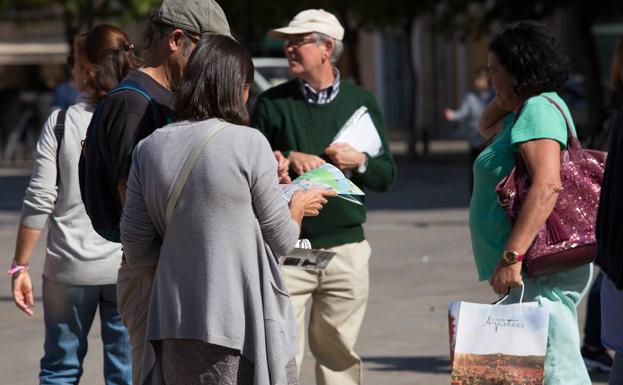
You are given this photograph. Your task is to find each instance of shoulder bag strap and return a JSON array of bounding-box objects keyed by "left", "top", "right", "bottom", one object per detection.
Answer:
[
  {"left": 54, "top": 109, "right": 66, "bottom": 187},
  {"left": 512, "top": 96, "right": 575, "bottom": 174},
  {"left": 541, "top": 95, "right": 580, "bottom": 150},
  {"left": 111, "top": 85, "right": 158, "bottom": 119},
  {"left": 109, "top": 81, "right": 166, "bottom": 126},
  {"left": 164, "top": 121, "right": 230, "bottom": 226}
]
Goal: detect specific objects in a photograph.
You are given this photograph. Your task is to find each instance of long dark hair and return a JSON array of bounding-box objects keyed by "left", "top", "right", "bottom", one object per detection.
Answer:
[
  {"left": 75, "top": 24, "right": 140, "bottom": 102},
  {"left": 489, "top": 20, "right": 569, "bottom": 97},
  {"left": 176, "top": 34, "right": 254, "bottom": 125}
]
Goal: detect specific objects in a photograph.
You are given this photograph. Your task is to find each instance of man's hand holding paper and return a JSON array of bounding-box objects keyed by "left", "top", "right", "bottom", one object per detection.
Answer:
[
  {"left": 330, "top": 106, "right": 383, "bottom": 157},
  {"left": 324, "top": 143, "right": 366, "bottom": 172}
]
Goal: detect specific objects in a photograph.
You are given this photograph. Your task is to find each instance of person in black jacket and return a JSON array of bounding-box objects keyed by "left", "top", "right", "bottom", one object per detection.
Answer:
[{"left": 595, "top": 37, "right": 623, "bottom": 385}]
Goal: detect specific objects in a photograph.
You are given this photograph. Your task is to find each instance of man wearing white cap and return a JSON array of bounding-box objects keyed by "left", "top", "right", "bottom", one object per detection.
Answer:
[{"left": 252, "top": 9, "right": 396, "bottom": 385}]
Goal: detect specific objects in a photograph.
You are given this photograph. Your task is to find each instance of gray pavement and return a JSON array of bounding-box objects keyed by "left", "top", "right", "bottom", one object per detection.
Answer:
[{"left": 0, "top": 141, "right": 610, "bottom": 384}]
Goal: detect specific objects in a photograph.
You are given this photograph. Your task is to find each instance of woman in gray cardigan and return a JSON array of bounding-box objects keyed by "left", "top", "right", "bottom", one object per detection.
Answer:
[{"left": 120, "top": 35, "right": 335, "bottom": 385}]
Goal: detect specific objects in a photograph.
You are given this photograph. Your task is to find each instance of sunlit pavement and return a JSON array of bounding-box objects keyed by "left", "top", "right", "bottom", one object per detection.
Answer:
[{"left": 0, "top": 141, "right": 609, "bottom": 384}]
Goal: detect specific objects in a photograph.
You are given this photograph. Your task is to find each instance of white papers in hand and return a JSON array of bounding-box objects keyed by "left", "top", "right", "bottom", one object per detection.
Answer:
[{"left": 331, "top": 106, "right": 383, "bottom": 157}]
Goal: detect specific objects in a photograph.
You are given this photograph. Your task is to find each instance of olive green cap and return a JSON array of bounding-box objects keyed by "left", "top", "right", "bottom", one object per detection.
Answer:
[{"left": 151, "top": 0, "right": 231, "bottom": 36}]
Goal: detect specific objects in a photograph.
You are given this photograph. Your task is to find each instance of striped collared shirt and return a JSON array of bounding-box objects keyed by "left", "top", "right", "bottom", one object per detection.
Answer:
[{"left": 298, "top": 68, "right": 341, "bottom": 105}]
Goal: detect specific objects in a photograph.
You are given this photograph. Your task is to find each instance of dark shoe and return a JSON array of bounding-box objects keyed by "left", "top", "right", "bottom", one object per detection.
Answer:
[{"left": 582, "top": 345, "right": 613, "bottom": 372}]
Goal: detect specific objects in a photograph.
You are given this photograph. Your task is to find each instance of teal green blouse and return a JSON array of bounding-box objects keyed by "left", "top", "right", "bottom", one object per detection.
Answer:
[{"left": 468, "top": 92, "right": 576, "bottom": 280}]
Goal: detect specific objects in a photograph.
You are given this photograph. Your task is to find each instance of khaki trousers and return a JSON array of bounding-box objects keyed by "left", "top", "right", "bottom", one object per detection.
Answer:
[
  {"left": 116, "top": 263, "right": 156, "bottom": 385},
  {"left": 282, "top": 240, "right": 371, "bottom": 385}
]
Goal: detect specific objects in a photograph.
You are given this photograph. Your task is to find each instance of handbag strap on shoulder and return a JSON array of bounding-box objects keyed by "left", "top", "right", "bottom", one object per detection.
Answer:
[
  {"left": 164, "top": 121, "right": 229, "bottom": 226},
  {"left": 541, "top": 96, "right": 581, "bottom": 150},
  {"left": 514, "top": 96, "right": 580, "bottom": 150}
]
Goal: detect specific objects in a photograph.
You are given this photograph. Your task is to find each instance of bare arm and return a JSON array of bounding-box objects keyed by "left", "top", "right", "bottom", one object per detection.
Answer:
[
  {"left": 479, "top": 97, "right": 509, "bottom": 140},
  {"left": 491, "top": 139, "right": 561, "bottom": 294},
  {"left": 12, "top": 110, "right": 60, "bottom": 316},
  {"left": 506, "top": 139, "right": 561, "bottom": 252},
  {"left": 11, "top": 224, "right": 42, "bottom": 316},
  {"left": 445, "top": 95, "right": 471, "bottom": 122}
]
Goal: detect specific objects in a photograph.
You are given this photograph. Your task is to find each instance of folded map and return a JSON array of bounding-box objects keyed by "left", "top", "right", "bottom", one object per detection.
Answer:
[{"left": 281, "top": 164, "right": 365, "bottom": 205}]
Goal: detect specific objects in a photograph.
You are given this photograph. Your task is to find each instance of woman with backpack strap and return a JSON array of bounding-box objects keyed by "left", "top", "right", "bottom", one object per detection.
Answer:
[{"left": 9, "top": 24, "right": 138, "bottom": 385}]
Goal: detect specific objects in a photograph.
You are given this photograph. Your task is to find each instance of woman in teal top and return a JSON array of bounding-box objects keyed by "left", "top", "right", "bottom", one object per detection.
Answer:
[{"left": 469, "top": 21, "right": 592, "bottom": 384}]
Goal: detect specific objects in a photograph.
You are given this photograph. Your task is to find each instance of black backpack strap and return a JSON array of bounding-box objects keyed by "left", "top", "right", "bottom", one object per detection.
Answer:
[
  {"left": 109, "top": 80, "right": 167, "bottom": 126},
  {"left": 79, "top": 81, "right": 162, "bottom": 243},
  {"left": 54, "top": 109, "right": 66, "bottom": 187}
]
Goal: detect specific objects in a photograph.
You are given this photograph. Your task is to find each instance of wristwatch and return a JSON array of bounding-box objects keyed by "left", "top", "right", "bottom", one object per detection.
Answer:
[
  {"left": 501, "top": 250, "right": 524, "bottom": 265},
  {"left": 355, "top": 155, "right": 368, "bottom": 174}
]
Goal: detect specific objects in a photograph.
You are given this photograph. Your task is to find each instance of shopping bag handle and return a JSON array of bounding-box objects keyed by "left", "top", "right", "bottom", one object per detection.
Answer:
[{"left": 492, "top": 282, "right": 525, "bottom": 306}]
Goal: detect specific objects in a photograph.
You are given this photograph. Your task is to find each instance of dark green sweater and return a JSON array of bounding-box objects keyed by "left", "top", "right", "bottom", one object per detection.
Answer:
[{"left": 252, "top": 79, "right": 396, "bottom": 248}]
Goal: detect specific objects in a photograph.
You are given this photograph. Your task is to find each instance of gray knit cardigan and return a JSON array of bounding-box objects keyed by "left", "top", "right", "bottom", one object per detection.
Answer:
[{"left": 121, "top": 118, "right": 300, "bottom": 385}]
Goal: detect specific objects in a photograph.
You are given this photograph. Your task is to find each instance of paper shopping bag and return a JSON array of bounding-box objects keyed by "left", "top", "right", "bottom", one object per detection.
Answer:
[{"left": 448, "top": 300, "right": 549, "bottom": 385}]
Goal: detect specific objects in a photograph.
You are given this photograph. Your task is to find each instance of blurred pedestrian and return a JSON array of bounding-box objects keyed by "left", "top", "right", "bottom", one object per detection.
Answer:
[
  {"left": 609, "top": 38, "right": 623, "bottom": 111},
  {"left": 581, "top": 272, "right": 613, "bottom": 372},
  {"left": 51, "top": 76, "right": 78, "bottom": 111},
  {"left": 579, "top": 37, "right": 623, "bottom": 376},
  {"left": 472, "top": 21, "right": 592, "bottom": 384},
  {"left": 79, "top": 1, "right": 231, "bottom": 383},
  {"left": 9, "top": 24, "right": 138, "bottom": 385},
  {"left": 593, "top": 38, "right": 623, "bottom": 150},
  {"left": 443, "top": 67, "right": 493, "bottom": 195},
  {"left": 595, "top": 36, "right": 623, "bottom": 385},
  {"left": 121, "top": 34, "right": 335, "bottom": 385},
  {"left": 252, "top": 9, "right": 396, "bottom": 385}
]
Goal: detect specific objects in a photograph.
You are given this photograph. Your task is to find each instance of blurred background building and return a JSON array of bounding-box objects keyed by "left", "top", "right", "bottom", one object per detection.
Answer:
[{"left": 1, "top": 0, "right": 622, "bottom": 164}]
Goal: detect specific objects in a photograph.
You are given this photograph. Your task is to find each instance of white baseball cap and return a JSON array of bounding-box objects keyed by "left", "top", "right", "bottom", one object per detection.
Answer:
[{"left": 269, "top": 9, "right": 344, "bottom": 41}]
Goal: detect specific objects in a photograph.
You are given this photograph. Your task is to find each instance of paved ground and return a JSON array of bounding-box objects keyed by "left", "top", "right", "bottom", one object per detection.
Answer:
[{"left": 0, "top": 141, "right": 610, "bottom": 384}]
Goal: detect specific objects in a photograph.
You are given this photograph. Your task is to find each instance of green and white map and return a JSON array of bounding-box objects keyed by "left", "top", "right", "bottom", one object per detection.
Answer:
[{"left": 281, "top": 164, "right": 365, "bottom": 205}]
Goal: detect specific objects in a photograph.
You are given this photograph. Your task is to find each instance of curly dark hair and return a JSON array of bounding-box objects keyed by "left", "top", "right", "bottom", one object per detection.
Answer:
[{"left": 489, "top": 20, "right": 570, "bottom": 97}]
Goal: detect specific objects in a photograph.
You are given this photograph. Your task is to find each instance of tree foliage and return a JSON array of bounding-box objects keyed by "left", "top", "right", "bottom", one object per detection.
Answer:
[
  {"left": 5, "top": 0, "right": 623, "bottom": 144},
  {"left": 0, "top": 0, "right": 160, "bottom": 46}
]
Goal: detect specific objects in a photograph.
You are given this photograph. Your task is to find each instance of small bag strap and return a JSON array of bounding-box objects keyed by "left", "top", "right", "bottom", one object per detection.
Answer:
[
  {"left": 164, "top": 121, "right": 229, "bottom": 226},
  {"left": 541, "top": 95, "right": 581, "bottom": 150},
  {"left": 513, "top": 96, "right": 581, "bottom": 173},
  {"left": 514, "top": 96, "right": 579, "bottom": 148},
  {"left": 109, "top": 82, "right": 163, "bottom": 126},
  {"left": 54, "top": 109, "right": 66, "bottom": 187}
]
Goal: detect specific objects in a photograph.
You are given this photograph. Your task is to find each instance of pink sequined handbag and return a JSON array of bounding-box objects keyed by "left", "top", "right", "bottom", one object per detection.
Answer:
[{"left": 496, "top": 96, "right": 606, "bottom": 277}]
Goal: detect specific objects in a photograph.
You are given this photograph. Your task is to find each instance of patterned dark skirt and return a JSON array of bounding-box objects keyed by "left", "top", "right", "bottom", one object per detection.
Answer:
[{"left": 158, "top": 338, "right": 298, "bottom": 385}]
